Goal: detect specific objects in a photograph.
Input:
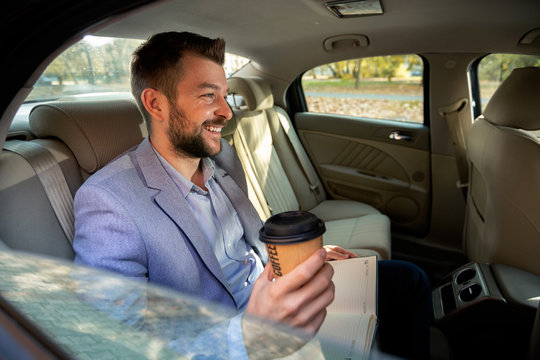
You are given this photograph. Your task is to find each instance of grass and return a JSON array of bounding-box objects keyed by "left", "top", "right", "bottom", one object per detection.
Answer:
[
  {"left": 302, "top": 78, "right": 424, "bottom": 123},
  {"left": 302, "top": 78, "right": 423, "bottom": 95},
  {"left": 306, "top": 97, "right": 424, "bottom": 124}
]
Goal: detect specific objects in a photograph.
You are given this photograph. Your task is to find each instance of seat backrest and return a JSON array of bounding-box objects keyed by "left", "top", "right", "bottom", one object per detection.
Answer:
[
  {"left": 0, "top": 138, "right": 80, "bottom": 259},
  {"left": 0, "top": 99, "right": 147, "bottom": 260},
  {"left": 227, "top": 76, "right": 329, "bottom": 215},
  {"left": 29, "top": 99, "right": 147, "bottom": 180},
  {"left": 227, "top": 77, "right": 301, "bottom": 219},
  {"left": 265, "top": 101, "right": 327, "bottom": 210},
  {"left": 464, "top": 66, "right": 540, "bottom": 276}
]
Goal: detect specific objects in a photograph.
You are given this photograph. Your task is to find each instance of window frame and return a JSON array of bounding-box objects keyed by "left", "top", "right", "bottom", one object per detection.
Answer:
[{"left": 292, "top": 54, "right": 429, "bottom": 126}]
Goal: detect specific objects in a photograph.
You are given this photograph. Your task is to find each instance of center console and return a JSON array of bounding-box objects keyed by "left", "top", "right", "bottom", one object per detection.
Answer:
[
  {"left": 433, "top": 262, "right": 505, "bottom": 322},
  {"left": 432, "top": 262, "right": 540, "bottom": 359}
]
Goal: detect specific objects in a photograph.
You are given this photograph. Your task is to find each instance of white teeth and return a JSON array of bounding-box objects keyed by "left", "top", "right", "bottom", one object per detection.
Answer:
[{"left": 205, "top": 126, "right": 222, "bottom": 133}]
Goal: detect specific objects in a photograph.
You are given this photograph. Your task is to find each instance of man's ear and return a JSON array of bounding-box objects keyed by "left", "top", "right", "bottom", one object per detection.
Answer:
[{"left": 141, "top": 88, "right": 168, "bottom": 124}]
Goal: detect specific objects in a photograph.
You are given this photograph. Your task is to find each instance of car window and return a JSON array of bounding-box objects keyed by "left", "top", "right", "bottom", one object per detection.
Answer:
[
  {"left": 476, "top": 54, "right": 540, "bottom": 136},
  {"left": 25, "top": 36, "right": 250, "bottom": 103},
  {"left": 0, "top": 250, "right": 336, "bottom": 359},
  {"left": 301, "top": 55, "right": 424, "bottom": 124}
]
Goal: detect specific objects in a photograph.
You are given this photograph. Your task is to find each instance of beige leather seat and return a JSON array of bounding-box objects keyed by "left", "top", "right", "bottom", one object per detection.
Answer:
[
  {"left": 0, "top": 138, "right": 79, "bottom": 259},
  {"left": 464, "top": 67, "right": 540, "bottom": 276},
  {"left": 29, "top": 99, "right": 147, "bottom": 180},
  {"left": 0, "top": 99, "right": 146, "bottom": 259},
  {"left": 227, "top": 76, "right": 391, "bottom": 259}
]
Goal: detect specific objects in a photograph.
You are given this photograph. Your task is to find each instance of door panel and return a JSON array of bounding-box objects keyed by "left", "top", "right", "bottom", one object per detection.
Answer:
[{"left": 295, "top": 112, "right": 431, "bottom": 235}]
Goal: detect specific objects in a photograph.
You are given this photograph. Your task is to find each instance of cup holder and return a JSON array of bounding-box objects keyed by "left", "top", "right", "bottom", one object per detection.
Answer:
[
  {"left": 456, "top": 268, "right": 476, "bottom": 284},
  {"left": 459, "top": 283, "right": 482, "bottom": 302}
]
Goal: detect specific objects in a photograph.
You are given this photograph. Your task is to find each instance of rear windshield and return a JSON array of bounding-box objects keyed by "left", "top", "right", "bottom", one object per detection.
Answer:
[{"left": 25, "top": 36, "right": 250, "bottom": 103}]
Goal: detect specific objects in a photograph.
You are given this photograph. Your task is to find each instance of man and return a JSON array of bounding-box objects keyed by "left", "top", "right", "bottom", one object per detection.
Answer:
[{"left": 74, "top": 31, "right": 432, "bottom": 359}]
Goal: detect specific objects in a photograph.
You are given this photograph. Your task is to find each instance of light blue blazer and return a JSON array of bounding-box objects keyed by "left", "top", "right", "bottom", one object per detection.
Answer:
[{"left": 73, "top": 137, "right": 268, "bottom": 308}]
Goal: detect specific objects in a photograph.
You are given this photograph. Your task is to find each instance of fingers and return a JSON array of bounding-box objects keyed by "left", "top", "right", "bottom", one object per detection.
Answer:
[
  {"left": 274, "top": 248, "right": 327, "bottom": 294},
  {"left": 300, "top": 308, "right": 328, "bottom": 334},
  {"left": 249, "top": 262, "right": 272, "bottom": 295},
  {"left": 324, "top": 245, "right": 357, "bottom": 260},
  {"left": 290, "top": 263, "right": 334, "bottom": 311},
  {"left": 245, "top": 248, "right": 335, "bottom": 334},
  {"left": 343, "top": 249, "right": 358, "bottom": 258},
  {"left": 285, "top": 268, "right": 335, "bottom": 329},
  {"left": 341, "top": 248, "right": 357, "bottom": 257},
  {"left": 325, "top": 250, "right": 349, "bottom": 260},
  {"left": 262, "top": 260, "right": 275, "bottom": 281}
]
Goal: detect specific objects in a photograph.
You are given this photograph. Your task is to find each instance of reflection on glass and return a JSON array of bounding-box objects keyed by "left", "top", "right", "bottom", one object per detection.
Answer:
[{"left": 0, "top": 250, "right": 349, "bottom": 359}]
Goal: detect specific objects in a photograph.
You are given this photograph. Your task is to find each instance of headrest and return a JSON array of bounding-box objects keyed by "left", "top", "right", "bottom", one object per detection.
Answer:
[
  {"left": 483, "top": 67, "right": 540, "bottom": 130},
  {"left": 29, "top": 99, "right": 147, "bottom": 174},
  {"left": 227, "top": 76, "right": 274, "bottom": 111}
]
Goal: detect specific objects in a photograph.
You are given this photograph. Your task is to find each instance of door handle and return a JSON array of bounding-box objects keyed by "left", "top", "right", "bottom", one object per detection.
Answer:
[{"left": 389, "top": 130, "right": 414, "bottom": 142}]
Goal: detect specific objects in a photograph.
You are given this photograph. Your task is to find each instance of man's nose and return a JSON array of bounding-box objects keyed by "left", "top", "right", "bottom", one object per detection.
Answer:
[{"left": 216, "top": 96, "right": 233, "bottom": 120}]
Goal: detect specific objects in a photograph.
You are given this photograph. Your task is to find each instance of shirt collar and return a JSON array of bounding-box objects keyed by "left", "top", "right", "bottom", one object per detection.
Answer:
[
  {"left": 151, "top": 145, "right": 216, "bottom": 198},
  {"left": 201, "top": 157, "right": 216, "bottom": 183}
]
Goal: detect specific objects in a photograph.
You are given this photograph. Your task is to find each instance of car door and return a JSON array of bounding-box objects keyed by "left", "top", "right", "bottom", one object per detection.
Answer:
[{"left": 291, "top": 55, "right": 431, "bottom": 236}]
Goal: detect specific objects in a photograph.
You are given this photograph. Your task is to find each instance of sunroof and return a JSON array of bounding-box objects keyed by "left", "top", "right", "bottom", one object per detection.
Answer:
[{"left": 325, "top": 0, "right": 384, "bottom": 18}]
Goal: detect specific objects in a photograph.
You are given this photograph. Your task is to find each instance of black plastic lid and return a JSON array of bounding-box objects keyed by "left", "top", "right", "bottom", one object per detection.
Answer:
[{"left": 259, "top": 211, "right": 326, "bottom": 244}]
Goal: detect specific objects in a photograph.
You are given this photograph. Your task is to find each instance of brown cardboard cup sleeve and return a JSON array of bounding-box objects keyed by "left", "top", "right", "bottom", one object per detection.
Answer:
[{"left": 259, "top": 211, "right": 325, "bottom": 277}]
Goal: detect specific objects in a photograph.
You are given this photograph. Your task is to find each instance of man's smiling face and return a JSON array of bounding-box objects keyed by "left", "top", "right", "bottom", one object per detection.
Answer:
[{"left": 167, "top": 53, "right": 232, "bottom": 159}]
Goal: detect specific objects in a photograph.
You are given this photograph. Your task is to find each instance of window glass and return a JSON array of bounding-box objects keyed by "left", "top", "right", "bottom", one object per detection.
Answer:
[
  {"left": 0, "top": 251, "right": 324, "bottom": 359},
  {"left": 477, "top": 54, "right": 540, "bottom": 136},
  {"left": 477, "top": 54, "right": 540, "bottom": 111},
  {"left": 301, "top": 55, "right": 424, "bottom": 124},
  {"left": 25, "top": 36, "right": 250, "bottom": 103},
  {"left": 224, "top": 54, "right": 250, "bottom": 77}
]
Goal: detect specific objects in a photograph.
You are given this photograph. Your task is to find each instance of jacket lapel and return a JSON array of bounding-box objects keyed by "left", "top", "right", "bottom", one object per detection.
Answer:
[{"left": 132, "top": 138, "right": 232, "bottom": 294}]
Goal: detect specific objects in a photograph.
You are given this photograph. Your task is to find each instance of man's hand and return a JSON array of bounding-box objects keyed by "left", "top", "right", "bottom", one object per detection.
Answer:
[
  {"left": 245, "top": 248, "right": 334, "bottom": 334},
  {"left": 323, "top": 245, "right": 357, "bottom": 261}
]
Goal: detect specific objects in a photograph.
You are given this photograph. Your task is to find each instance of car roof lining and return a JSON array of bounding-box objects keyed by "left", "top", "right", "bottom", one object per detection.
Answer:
[{"left": 93, "top": 0, "right": 540, "bottom": 81}]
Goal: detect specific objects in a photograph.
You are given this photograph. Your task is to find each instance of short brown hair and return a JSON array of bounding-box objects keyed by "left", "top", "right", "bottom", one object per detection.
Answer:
[{"left": 130, "top": 31, "right": 226, "bottom": 129}]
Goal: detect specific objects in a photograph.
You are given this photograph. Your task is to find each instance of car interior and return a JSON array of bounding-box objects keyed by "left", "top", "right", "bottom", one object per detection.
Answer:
[{"left": 1, "top": 0, "right": 540, "bottom": 359}]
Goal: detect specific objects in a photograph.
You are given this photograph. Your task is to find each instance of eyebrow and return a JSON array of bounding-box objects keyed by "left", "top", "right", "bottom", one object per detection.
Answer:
[{"left": 197, "top": 82, "right": 228, "bottom": 93}]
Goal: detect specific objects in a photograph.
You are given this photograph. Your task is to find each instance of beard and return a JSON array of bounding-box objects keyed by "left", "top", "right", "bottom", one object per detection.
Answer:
[{"left": 167, "top": 103, "right": 225, "bottom": 159}]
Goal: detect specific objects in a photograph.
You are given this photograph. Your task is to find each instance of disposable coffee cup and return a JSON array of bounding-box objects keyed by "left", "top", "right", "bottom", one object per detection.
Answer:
[{"left": 259, "top": 211, "right": 325, "bottom": 278}]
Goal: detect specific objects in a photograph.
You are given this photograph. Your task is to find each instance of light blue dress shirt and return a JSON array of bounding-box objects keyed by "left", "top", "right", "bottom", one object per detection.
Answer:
[
  {"left": 153, "top": 150, "right": 264, "bottom": 310},
  {"left": 153, "top": 149, "right": 266, "bottom": 359}
]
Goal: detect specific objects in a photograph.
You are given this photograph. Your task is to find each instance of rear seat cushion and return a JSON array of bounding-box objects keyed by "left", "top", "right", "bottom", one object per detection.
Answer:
[
  {"left": 29, "top": 100, "right": 147, "bottom": 177},
  {"left": 309, "top": 199, "right": 384, "bottom": 222},
  {"left": 322, "top": 215, "right": 391, "bottom": 260}
]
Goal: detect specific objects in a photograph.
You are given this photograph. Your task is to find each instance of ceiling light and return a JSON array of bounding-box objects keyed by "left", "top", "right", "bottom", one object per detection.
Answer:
[{"left": 325, "top": 0, "right": 384, "bottom": 18}]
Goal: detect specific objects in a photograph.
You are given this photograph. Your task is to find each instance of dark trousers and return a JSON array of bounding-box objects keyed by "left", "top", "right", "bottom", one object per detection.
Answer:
[{"left": 376, "top": 260, "right": 433, "bottom": 360}]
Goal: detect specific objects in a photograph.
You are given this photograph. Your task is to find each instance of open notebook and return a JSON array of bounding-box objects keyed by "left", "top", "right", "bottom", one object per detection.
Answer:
[{"left": 317, "top": 256, "right": 378, "bottom": 360}]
